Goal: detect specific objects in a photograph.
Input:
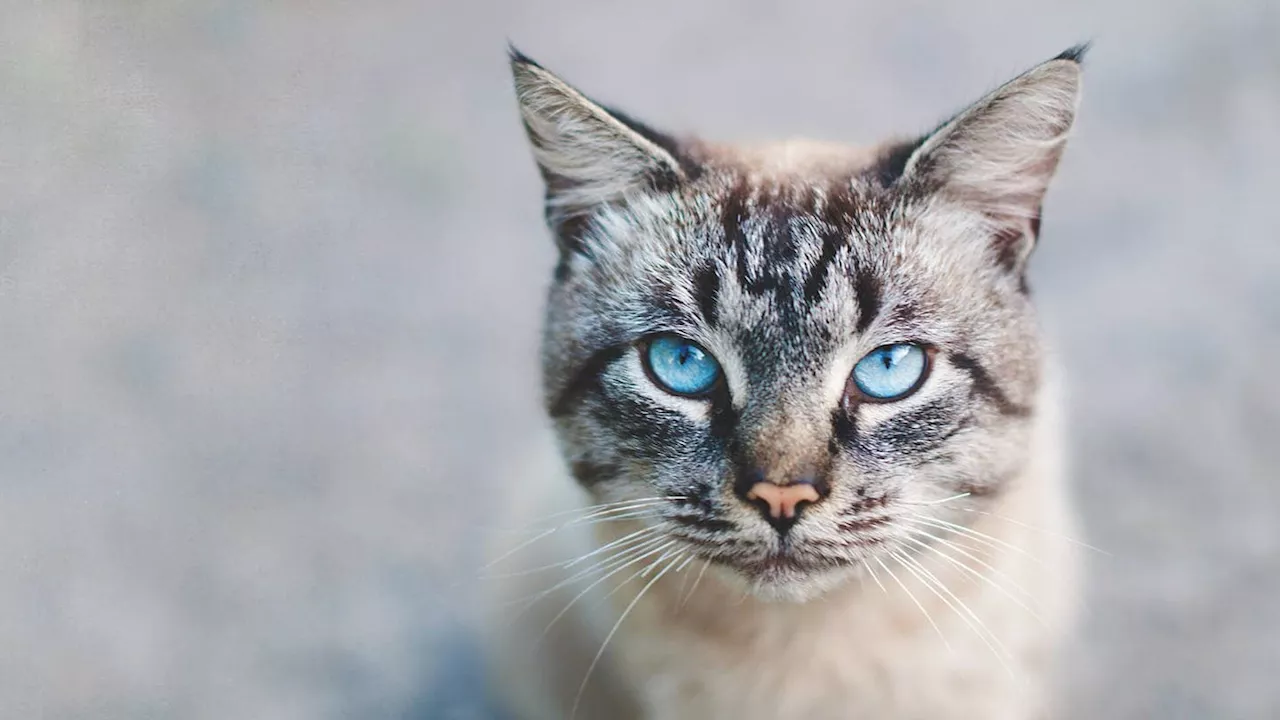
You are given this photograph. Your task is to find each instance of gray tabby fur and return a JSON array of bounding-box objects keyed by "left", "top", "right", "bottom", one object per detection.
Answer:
[{"left": 487, "top": 45, "right": 1086, "bottom": 719}]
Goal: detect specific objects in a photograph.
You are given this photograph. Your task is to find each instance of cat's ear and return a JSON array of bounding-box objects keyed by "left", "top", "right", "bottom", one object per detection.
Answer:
[
  {"left": 509, "top": 47, "right": 688, "bottom": 235},
  {"left": 900, "top": 45, "right": 1086, "bottom": 270}
]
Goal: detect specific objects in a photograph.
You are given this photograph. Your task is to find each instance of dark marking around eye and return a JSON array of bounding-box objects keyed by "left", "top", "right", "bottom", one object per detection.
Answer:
[
  {"left": 854, "top": 272, "right": 882, "bottom": 334},
  {"left": 831, "top": 406, "right": 858, "bottom": 447},
  {"left": 855, "top": 398, "right": 969, "bottom": 462},
  {"left": 833, "top": 393, "right": 968, "bottom": 465},
  {"left": 692, "top": 264, "right": 721, "bottom": 326},
  {"left": 707, "top": 397, "right": 738, "bottom": 441},
  {"left": 570, "top": 459, "right": 618, "bottom": 487},
  {"left": 596, "top": 389, "right": 702, "bottom": 453},
  {"left": 949, "top": 352, "right": 1031, "bottom": 417},
  {"left": 548, "top": 344, "right": 626, "bottom": 418}
]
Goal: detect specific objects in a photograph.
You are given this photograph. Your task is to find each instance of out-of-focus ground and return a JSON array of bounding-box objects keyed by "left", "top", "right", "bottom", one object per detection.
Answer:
[{"left": 1, "top": 2, "right": 1278, "bottom": 718}]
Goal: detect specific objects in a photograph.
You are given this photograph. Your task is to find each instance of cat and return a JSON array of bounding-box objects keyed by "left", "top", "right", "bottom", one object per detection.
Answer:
[{"left": 484, "top": 44, "right": 1087, "bottom": 720}]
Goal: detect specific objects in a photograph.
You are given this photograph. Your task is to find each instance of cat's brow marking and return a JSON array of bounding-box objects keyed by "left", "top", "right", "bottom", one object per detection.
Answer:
[{"left": 949, "top": 352, "right": 1031, "bottom": 417}]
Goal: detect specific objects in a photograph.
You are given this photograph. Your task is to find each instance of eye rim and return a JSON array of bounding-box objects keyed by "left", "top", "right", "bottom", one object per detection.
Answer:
[
  {"left": 639, "top": 333, "right": 724, "bottom": 399},
  {"left": 846, "top": 342, "right": 935, "bottom": 405}
]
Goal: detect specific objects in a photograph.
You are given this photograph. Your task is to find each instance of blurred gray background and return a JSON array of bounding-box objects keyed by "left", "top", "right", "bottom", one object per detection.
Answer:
[{"left": 2, "top": 1, "right": 1278, "bottom": 718}]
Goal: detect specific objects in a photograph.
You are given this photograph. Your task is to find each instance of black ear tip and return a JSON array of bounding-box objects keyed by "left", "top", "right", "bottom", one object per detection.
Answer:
[
  {"left": 507, "top": 42, "right": 542, "bottom": 69},
  {"left": 1054, "top": 41, "right": 1092, "bottom": 64}
]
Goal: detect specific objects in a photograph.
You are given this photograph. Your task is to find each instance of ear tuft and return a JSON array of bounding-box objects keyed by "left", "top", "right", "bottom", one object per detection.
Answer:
[
  {"left": 507, "top": 42, "right": 540, "bottom": 68},
  {"left": 508, "top": 48, "right": 686, "bottom": 238},
  {"left": 1053, "top": 42, "right": 1091, "bottom": 64}
]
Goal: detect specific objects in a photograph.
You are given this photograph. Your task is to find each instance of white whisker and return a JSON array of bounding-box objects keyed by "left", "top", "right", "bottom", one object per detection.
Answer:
[
  {"left": 957, "top": 508, "right": 1109, "bottom": 555},
  {"left": 565, "top": 525, "right": 664, "bottom": 569},
  {"left": 875, "top": 556, "right": 951, "bottom": 653},
  {"left": 484, "top": 501, "right": 672, "bottom": 571},
  {"left": 863, "top": 559, "right": 888, "bottom": 593},
  {"left": 488, "top": 497, "right": 679, "bottom": 535},
  {"left": 900, "top": 533, "right": 1046, "bottom": 627},
  {"left": 679, "top": 558, "right": 712, "bottom": 610},
  {"left": 892, "top": 550, "right": 1015, "bottom": 677},
  {"left": 563, "top": 508, "right": 665, "bottom": 527},
  {"left": 482, "top": 525, "right": 663, "bottom": 580},
  {"left": 571, "top": 501, "right": 673, "bottom": 525},
  {"left": 505, "top": 534, "right": 672, "bottom": 611},
  {"left": 905, "top": 514, "right": 1044, "bottom": 567},
  {"left": 571, "top": 550, "right": 684, "bottom": 720},
  {"left": 484, "top": 524, "right": 561, "bottom": 570},
  {"left": 672, "top": 554, "right": 695, "bottom": 602},
  {"left": 535, "top": 539, "right": 679, "bottom": 643},
  {"left": 899, "top": 492, "right": 972, "bottom": 507},
  {"left": 552, "top": 496, "right": 686, "bottom": 522},
  {"left": 901, "top": 529, "right": 1036, "bottom": 602}
]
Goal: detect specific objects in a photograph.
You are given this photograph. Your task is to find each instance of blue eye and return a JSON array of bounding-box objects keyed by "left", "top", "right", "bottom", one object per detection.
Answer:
[
  {"left": 852, "top": 343, "right": 929, "bottom": 401},
  {"left": 644, "top": 335, "right": 722, "bottom": 396}
]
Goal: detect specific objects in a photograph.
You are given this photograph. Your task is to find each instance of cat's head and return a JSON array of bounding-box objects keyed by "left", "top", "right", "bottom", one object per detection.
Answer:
[{"left": 511, "top": 46, "right": 1083, "bottom": 601}]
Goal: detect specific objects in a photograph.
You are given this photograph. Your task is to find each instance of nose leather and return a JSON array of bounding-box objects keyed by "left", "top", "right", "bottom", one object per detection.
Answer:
[{"left": 746, "top": 481, "right": 820, "bottom": 520}]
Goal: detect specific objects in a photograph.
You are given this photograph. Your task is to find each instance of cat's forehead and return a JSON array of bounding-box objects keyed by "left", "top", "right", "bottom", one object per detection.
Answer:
[
  {"left": 687, "top": 141, "right": 994, "bottom": 304},
  {"left": 696, "top": 138, "right": 886, "bottom": 180},
  {"left": 687, "top": 137, "right": 917, "bottom": 234},
  {"left": 681, "top": 171, "right": 909, "bottom": 366},
  {"left": 570, "top": 138, "right": 999, "bottom": 371},
  {"left": 579, "top": 161, "right": 912, "bottom": 364}
]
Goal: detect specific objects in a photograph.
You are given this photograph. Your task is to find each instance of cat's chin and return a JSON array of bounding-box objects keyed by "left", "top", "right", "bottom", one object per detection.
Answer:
[{"left": 724, "top": 563, "right": 859, "bottom": 603}]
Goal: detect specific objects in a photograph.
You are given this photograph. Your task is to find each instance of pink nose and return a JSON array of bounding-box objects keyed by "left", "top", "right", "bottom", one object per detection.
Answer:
[{"left": 746, "top": 481, "right": 821, "bottom": 520}]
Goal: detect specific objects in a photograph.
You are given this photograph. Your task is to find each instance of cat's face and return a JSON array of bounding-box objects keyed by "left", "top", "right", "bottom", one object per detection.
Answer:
[{"left": 512, "top": 47, "right": 1082, "bottom": 600}]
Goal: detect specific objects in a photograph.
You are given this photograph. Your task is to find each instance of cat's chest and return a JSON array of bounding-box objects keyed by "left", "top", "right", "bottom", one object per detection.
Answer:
[{"left": 612, "top": 577, "right": 1040, "bottom": 720}]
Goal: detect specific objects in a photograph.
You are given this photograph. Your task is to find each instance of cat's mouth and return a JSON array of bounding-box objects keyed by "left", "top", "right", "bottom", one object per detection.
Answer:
[
  {"left": 752, "top": 552, "right": 809, "bottom": 573},
  {"left": 709, "top": 546, "right": 864, "bottom": 601},
  {"left": 697, "top": 535, "right": 884, "bottom": 597},
  {"left": 724, "top": 545, "right": 842, "bottom": 580}
]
